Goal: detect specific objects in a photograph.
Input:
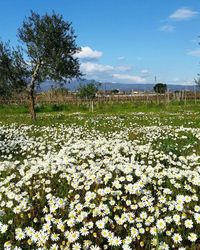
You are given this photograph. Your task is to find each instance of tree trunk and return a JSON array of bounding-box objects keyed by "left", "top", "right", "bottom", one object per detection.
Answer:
[
  {"left": 91, "top": 100, "right": 94, "bottom": 112},
  {"left": 194, "top": 85, "right": 197, "bottom": 104},
  {"left": 29, "top": 86, "right": 36, "bottom": 120},
  {"left": 28, "top": 62, "right": 41, "bottom": 121}
]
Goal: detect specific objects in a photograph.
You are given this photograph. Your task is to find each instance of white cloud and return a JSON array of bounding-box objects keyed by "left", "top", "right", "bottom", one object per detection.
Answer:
[
  {"left": 187, "top": 49, "right": 200, "bottom": 57},
  {"left": 81, "top": 62, "right": 133, "bottom": 75},
  {"left": 76, "top": 46, "right": 103, "bottom": 60},
  {"left": 118, "top": 56, "right": 125, "bottom": 60},
  {"left": 116, "top": 65, "right": 132, "bottom": 72},
  {"left": 141, "top": 69, "right": 149, "bottom": 74},
  {"left": 169, "top": 77, "right": 195, "bottom": 85},
  {"left": 169, "top": 7, "right": 198, "bottom": 21},
  {"left": 81, "top": 62, "right": 114, "bottom": 74},
  {"left": 79, "top": 56, "right": 145, "bottom": 83},
  {"left": 141, "top": 69, "right": 151, "bottom": 77},
  {"left": 112, "top": 74, "right": 146, "bottom": 83},
  {"left": 160, "top": 25, "right": 175, "bottom": 32}
]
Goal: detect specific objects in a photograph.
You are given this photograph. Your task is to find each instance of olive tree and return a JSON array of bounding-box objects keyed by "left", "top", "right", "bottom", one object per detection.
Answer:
[
  {"left": 78, "top": 82, "right": 99, "bottom": 112},
  {"left": 79, "top": 83, "right": 98, "bottom": 99},
  {"left": 0, "top": 41, "right": 28, "bottom": 98},
  {"left": 18, "top": 11, "right": 82, "bottom": 120},
  {"left": 0, "top": 11, "right": 81, "bottom": 120},
  {"left": 153, "top": 83, "right": 167, "bottom": 94}
]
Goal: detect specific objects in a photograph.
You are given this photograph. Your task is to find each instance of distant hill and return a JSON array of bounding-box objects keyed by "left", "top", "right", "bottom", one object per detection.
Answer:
[{"left": 37, "top": 79, "right": 197, "bottom": 92}]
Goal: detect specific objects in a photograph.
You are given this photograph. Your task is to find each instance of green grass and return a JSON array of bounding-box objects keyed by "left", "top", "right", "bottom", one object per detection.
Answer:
[
  {"left": 0, "top": 101, "right": 199, "bottom": 129},
  {"left": 0, "top": 100, "right": 200, "bottom": 114}
]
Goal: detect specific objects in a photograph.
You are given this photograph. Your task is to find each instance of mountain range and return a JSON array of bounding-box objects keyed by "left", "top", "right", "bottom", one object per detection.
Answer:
[{"left": 38, "top": 79, "right": 198, "bottom": 92}]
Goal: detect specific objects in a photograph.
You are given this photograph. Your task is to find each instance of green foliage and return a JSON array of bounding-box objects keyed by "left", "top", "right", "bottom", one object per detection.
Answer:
[
  {"left": 111, "top": 89, "right": 120, "bottom": 94},
  {"left": 153, "top": 83, "right": 167, "bottom": 94},
  {"left": 0, "top": 101, "right": 200, "bottom": 129},
  {"left": 0, "top": 41, "right": 28, "bottom": 97},
  {"left": 0, "top": 11, "right": 82, "bottom": 119},
  {"left": 78, "top": 82, "right": 99, "bottom": 99},
  {"left": 18, "top": 11, "right": 81, "bottom": 83}
]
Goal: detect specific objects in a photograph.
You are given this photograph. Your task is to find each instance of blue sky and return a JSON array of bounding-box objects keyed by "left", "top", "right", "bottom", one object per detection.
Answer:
[{"left": 0, "top": 0, "right": 200, "bottom": 85}]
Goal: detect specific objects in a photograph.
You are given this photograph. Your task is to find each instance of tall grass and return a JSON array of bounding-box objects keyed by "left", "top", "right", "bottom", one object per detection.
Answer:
[{"left": 0, "top": 100, "right": 200, "bottom": 115}]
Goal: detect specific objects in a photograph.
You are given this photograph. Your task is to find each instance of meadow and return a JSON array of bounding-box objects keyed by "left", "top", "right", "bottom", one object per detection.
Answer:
[{"left": 0, "top": 101, "right": 200, "bottom": 250}]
